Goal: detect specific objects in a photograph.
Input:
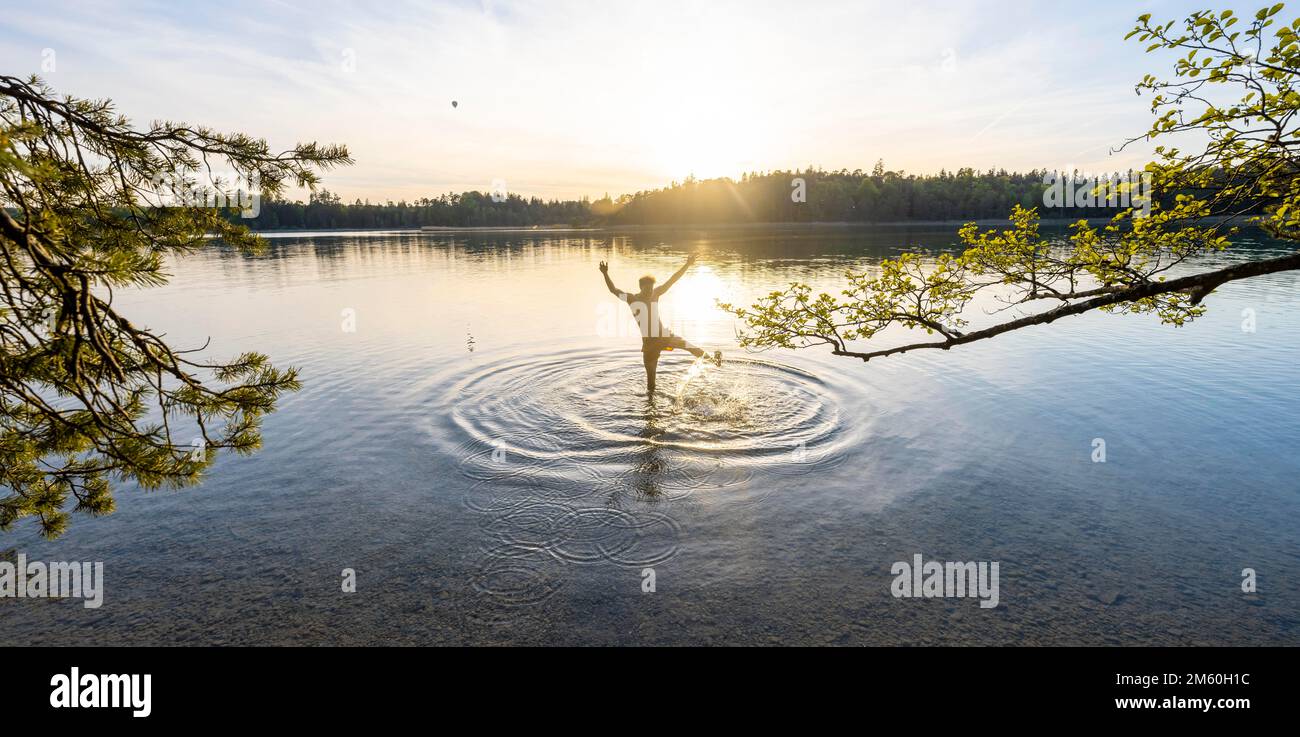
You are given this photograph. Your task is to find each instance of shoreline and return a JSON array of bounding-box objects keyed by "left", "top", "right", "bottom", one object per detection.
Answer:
[
  {"left": 251, "top": 217, "right": 1116, "bottom": 235},
  {"left": 250, "top": 215, "right": 1256, "bottom": 236}
]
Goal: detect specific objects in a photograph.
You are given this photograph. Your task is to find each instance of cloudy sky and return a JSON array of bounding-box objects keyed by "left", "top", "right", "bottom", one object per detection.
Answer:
[{"left": 0, "top": 0, "right": 1248, "bottom": 201}]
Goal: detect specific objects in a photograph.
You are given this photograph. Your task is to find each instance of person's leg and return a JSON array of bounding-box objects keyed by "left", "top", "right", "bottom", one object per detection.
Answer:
[
  {"left": 672, "top": 336, "right": 704, "bottom": 359},
  {"left": 642, "top": 348, "right": 660, "bottom": 393},
  {"left": 677, "top": 337, "right": 721, "bottom": 365}
]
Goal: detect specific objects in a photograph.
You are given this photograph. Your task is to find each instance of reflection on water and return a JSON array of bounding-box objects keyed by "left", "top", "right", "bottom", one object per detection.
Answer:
[{"left": 1, "top": 225, "right": 1297, "bottom": 645}]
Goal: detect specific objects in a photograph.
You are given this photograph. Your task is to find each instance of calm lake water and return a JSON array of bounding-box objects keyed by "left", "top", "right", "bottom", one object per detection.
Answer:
[{"left": 2, "top": 224, "right": 1298, "bottom": 645}]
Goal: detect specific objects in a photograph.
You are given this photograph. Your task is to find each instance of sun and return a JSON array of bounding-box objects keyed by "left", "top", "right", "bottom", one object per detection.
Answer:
[
  {"left": 649, "top": 114, "right": 766, "bottom": 182},
  {"left": 626, "top": 48, "right": 773, "bottom": 183},
  {"left": 660, "top": 264, "right": 728, "bottom": 336}
]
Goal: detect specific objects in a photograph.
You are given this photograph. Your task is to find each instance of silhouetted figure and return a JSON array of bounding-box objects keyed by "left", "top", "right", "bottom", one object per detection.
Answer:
[{"left": 600, "top": 255, "right": 721, "bottom": 393}]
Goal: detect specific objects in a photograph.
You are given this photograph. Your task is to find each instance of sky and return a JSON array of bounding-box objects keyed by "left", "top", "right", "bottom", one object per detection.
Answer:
[{"left": 0, "top": 0, "right": 1268, "bottom": 202}]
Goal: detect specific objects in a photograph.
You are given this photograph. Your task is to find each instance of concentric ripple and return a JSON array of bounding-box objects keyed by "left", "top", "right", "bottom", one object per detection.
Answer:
[
  {"left": 419, "top": 344, "right": 860, "bottom": 606},
  {"left": 470, "top": 542, "right": 565, "bottom": 607},
  {"left": 436, "top": 346, "right": 853, "bottom": 486}
]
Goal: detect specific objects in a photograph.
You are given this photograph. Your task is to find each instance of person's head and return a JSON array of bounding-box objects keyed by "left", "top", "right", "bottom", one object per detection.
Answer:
[{"left": 638, "top": 275, "right": 656, "bottom": 293}]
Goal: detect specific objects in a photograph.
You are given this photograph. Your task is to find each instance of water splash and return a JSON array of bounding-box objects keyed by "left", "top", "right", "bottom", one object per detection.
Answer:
[{"left": 673, "top": 355, "right": 713, "bottom": 402}]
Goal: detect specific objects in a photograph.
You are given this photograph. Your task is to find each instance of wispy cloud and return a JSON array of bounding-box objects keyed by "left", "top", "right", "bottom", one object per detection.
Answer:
[{"left": 0, "top": 0, "right": 1223, "bottom": 200}]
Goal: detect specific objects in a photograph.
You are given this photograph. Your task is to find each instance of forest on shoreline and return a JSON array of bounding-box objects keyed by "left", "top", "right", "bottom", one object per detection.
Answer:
[{"left": 242, "top": 165, "right": 1145, "bottom": 230}]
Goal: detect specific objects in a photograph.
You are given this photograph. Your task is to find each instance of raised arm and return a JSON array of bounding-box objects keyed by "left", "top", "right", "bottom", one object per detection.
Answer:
[
  {"left": 654, "top": 253, "right": 696, "bottom": 297},
  {"left": 599, "top": 261, "right": 622, "bottom": 296}
]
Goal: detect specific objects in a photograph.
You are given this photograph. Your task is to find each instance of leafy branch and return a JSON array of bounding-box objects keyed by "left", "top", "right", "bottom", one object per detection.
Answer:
[
  {"left": 726, "top": 5, "right": 1300, "bottom": 363},
  {"left": 0, "top": 75, "right": 351, "bottom": 537}
]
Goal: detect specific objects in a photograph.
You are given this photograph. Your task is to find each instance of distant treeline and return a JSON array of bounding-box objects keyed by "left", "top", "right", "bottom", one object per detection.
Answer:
[
  {"left": 602, "top": 166, "right": 1067, "bottom": 224},
  {"left": 240, "top": 164, "right": 1154, "bottom": 230},
  {"left": 246, "top": 189, "right": 590, "bottom": 229}
]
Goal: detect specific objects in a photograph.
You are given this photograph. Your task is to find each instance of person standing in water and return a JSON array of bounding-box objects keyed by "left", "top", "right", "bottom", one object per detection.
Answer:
[{"left": 600, "top": 254, "right": 721, "bottom": 394}]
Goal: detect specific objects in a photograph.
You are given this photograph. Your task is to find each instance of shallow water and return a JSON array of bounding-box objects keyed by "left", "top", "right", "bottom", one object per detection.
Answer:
[{"left": 2, "top": 225, "right": 1298, "bottom": 645}]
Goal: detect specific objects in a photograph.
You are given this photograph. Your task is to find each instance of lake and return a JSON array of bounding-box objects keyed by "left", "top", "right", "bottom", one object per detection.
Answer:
[{"left": 2, "top": 224, "right": 1297, "bottom": 645}]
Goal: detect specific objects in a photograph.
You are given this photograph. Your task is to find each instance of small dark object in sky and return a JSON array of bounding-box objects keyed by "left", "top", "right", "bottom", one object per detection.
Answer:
[{"left": 451, "top": 100, "right": 458, "bottom": 108}]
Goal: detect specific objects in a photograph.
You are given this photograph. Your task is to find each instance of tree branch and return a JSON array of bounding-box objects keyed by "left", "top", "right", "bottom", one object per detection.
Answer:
[{"left": 830, "top": 251, "right": 1300, "bottom": 361}]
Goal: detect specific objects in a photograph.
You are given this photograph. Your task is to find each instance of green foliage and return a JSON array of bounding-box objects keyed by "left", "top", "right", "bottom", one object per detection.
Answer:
[
  {"left": 0, "top": 75, "right": 350, "bottom": 537},
  {"left": 726, "top": 5, "right": 1300, "bottom": 361},
  {"left": 1130, "top": 4, "right": 1300, "bottom": 239},
  {"left": 247, "top": 188, "right": 593, "bottom": 229},
  {"left": 604, "top": 168, "right": 1055, "bottom": 225},
  {"left": 244, "top": 168, "right": 1126, "bottom": 230}
]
